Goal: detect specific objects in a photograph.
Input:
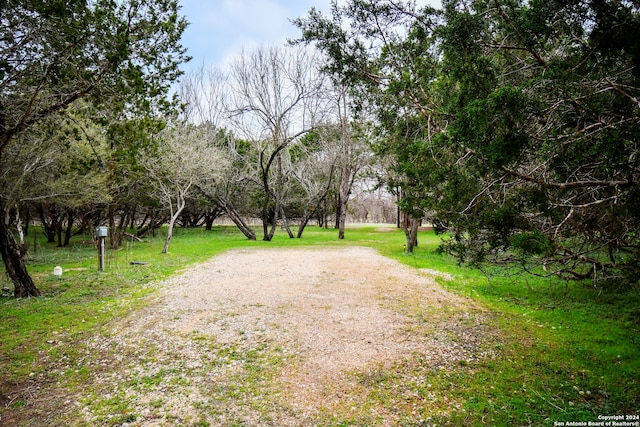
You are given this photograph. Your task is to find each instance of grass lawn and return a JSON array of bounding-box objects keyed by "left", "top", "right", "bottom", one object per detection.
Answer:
[{"left": 1, "top": 224, "right": 638, "bottom": 426}]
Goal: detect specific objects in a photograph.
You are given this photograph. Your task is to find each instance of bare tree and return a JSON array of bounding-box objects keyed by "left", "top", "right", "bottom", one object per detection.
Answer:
[
  {"left": 143, "top": 124, "right": 228, "bottom": 253},
  {"left": 290, "top": 126, "right": 339, "bottom": 237},
  {"left": 227, "top": 45, "right": 328, "bottom": 241},
  {"left": 179, "top": 66, "right": 228, "bottom": 126},
  {"left": 179, "top": 69, "right": 258, "bottom": 239},
  {"left": 331, "top": 87, "right": 373, "bottom": 239}
]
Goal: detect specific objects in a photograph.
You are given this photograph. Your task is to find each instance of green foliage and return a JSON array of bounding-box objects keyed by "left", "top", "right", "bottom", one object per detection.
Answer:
[
  {"left": 0, "top": 0, "right": 190, "bottom": 295},
  {"left": 299, "top": 0, "right": 640, "bottom": 286},
  {"left": 437, "top": 0, "right": 640, "bottom": 285},
  {"left": 458, "top": 85, "right": 530, "bottom": 168},
  {"left": 509, "top": 230, "right": 552, "bottom": 256}
]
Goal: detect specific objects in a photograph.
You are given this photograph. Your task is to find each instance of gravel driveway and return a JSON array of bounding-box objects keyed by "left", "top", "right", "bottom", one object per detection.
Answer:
[{"left": 45, "top": 246, "right": 496, "bottom": 426}]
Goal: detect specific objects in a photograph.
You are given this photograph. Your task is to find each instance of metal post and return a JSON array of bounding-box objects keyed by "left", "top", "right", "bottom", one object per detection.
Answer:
[
  {"left": 96, "top": 226, "right": 108, "bottom": 271},
  {"left": 99, "top": 236, "right": 105, "bottom": 271}
]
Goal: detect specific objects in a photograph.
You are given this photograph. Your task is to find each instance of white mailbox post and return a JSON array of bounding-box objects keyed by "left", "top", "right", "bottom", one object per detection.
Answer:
[{"left": 96, "top": 226, "right": 108, "bottom": 271}]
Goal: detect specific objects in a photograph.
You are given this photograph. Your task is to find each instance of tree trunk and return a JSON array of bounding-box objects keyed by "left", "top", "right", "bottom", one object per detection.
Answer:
[
  {"left": 22, "top": 207, "right": 30, "bottom": 237},
  {"left": 299, "top": 164, "right": 335, "bottom": 238},
  {"left": 262, "top": 216, "right": 270, "bottom": 241},
  {"left": 280, "top": 205, "right": 294, "bottom": 239},
  {"left": 204, "top": 205, "right": 224, "bottom": 231},
  {"left": 220, "top": 201, "right": 256, "bottom": 240},
  {"left": 0, "top": 201, "right": 40, "bottom": 297},
  {"left": 321, "top": 196, "right": 329, "bottom": 229},
  {"left": 56, "top": 219, "right": 63, "bottom": 247},
  {"left": 335, "top": 193, "right": 341, "bottom": 230},
  {"left": 108, "top": 203, "right": 119, "bottom": 250},
  {"left": 259, "top": 149, "right": 273, "bottom": 241},
  {"left": 63, "top": 208, "right": 74, "bottom": 247},
  {"left": 402, "top": 213, "right": 420, "bottom": 253},
  {"left": 297, "top": 213, "right": 311, "bottom": 238},
  {"left": 136, "top": 209, "right": 166, "bottom": 238},
  {"left": 337, "top": 204, "right": 347, "bottom": 239},
  {"left": 115, "top": 208, "right": 129, "bottom": 247},
  {"left": 337, "top": 163, "right": 354, "bottom": 240},
  {"left": 15, "top": 207, "right": 25, "bottom": 246},
  {"left": 162, "top": 215, "right": 176, "bottom": 254},
  {"left": 137, "top": 211, "right": 150, "bottom": 231},
  {"left": 265, "top": 153, "right": 286, "bottom": 241},
  {"left": 298, "top": 206, "right": 320, "bottom": 238},
  {"left": 265, "top": 206, "right": 278, "bottom": 241},
  {"left": 128, "top": 206, "right": 137, "bottom": 230},
  {"left": 163, "top": 195, "right": 186, "bottom": 254},
  {"left": 37, "top": 203, "right": 58, "bottom": 243},
  {"left": 317, "top": 210, "right": 324, "bottom": 228},
  {"left": 204, "top": 213, "right": 215, "bottom": 231}
]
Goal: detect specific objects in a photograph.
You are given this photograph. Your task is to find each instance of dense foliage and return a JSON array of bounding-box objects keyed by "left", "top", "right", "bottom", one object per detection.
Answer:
[
  {"left": 296, "top": 0, "right": 640, "bottom": 288},
  {"left": 439, "top": 0, "right": 640, "bottom": 287},
  {"left": 0, "top": 0, "right": 189, "bottom": 296}
]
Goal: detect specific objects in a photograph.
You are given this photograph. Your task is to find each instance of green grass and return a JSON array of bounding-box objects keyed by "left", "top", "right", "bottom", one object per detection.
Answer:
[
  {"left": 380, "top": 232, "right": 640, "bottom": 425},
  {"left": 1, "top": 224, "right": 638, "bottom": 426}
]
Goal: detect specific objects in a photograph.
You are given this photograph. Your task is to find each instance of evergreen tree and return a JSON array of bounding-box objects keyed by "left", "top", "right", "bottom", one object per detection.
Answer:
[{"left": 0, "top": 0, "right": 189, "bottom": 297}]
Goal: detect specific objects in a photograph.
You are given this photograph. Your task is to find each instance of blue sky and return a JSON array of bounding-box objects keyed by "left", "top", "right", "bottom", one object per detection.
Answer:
[{"left": 178, "top": 0, "right": 442, "bottom": 73}]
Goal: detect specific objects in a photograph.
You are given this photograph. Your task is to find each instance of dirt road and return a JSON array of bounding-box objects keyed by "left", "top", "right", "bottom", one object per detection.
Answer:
[{"left": 38, "top": 246, "right": 496, "bottom": 426}]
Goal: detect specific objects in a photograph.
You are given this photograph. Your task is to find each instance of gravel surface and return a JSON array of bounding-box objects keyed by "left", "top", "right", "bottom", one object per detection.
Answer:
[{"left": 39, "top": 246, "right": 496, "bottom": 426}]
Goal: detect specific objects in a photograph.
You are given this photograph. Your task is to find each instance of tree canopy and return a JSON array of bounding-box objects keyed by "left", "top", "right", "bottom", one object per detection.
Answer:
[
  {"left": 0, "top": 0, "right": 189, "bottom": 296},
  {"left": 296, "top": 0, "right": 640, "bottom": 287}
]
